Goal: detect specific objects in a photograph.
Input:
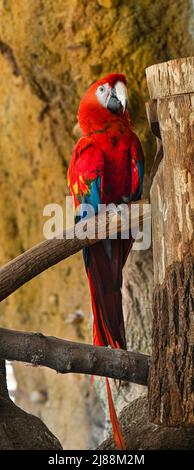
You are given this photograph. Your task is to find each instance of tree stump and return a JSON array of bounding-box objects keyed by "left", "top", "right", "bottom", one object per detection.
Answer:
[{"left": 146, "top": 57, "right": 194, "bottom": 425}]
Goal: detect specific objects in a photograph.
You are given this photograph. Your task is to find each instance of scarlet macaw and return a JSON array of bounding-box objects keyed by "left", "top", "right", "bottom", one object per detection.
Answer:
[{"left": 68, "top": 73, "right": 144, "bottom": 449}]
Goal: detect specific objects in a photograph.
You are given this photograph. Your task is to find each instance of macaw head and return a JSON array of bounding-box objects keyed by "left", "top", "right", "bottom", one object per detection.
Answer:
[{"left": 78, "top": 73, "right": 129, "bottom": 134}]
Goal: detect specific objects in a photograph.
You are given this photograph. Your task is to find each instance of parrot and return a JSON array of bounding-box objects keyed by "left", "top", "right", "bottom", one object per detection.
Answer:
[{"left": 68, "top": 73, "right": 144, "bottom": 449}]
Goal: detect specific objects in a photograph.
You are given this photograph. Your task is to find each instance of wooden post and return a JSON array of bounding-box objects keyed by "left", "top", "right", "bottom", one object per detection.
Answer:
[{"left": 146, "top": 57, "right": 194, "bottom": 425}]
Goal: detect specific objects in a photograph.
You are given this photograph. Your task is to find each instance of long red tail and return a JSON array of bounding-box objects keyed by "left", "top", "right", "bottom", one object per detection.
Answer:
[
  {"left": 86, "top": 238, "right": 132, "bottom": 449},
  {"left": 106, "top": 378, "right": 126, "bottom": 450}
]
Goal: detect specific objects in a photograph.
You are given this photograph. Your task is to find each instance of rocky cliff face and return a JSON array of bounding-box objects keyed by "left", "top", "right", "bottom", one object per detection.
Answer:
[{"left": 0, "top": 0, "right": 193, "bottom": 449}]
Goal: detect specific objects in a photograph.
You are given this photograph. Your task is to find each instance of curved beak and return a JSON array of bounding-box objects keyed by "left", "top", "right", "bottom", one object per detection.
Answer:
[{"left": 107, "top": 80, "right": 128, "bottom": 114}]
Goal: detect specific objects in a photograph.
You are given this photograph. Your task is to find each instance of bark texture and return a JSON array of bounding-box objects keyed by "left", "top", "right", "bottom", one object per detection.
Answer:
[
  {"left": 149, "top": 256, "right": 194, "bottom": 425},
  {"left": 0, "top": 359, "right": 62, "bottom": 450},
  {"left": 123, "top": 249, "right": 153, "bottom": 354},
  {"left": 0, "top": 328, "right": 150, "bottom": 385},
  {"left": 147, "top": 57, "right": 194, "bottom": 425},
  {"left": 0, "top": 199, "right": 149, "bottom": 302},
  {"left": 0, "top": 0, "right": 193, "bottom": 449},
  {"left": 98, "top": 395, "right": 194, "bottom": 450}
]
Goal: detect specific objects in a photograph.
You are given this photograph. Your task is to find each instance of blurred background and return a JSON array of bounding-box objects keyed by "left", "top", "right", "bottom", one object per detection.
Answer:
[{"left": 0, "top": 0, "right": 193, "bottom": 449}]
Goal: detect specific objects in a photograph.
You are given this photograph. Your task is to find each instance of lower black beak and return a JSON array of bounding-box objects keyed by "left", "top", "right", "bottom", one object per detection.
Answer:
[{"left": 107, "top": 87, "right": 122, "bottom": 114}]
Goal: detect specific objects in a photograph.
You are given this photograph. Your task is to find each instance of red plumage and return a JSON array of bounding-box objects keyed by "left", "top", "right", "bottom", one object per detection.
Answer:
[{"left": 68, "top": 73, "right": 144, "bottom": 449}]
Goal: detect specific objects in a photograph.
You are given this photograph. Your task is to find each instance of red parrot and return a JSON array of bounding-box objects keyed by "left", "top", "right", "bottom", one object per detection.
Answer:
[{"left": 68, "top": 73, "right": 144, "bottom": 449}]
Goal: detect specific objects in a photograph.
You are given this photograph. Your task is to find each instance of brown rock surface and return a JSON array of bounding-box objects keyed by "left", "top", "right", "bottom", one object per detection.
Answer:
[{"left": 0, "top": 0, "right": 193, "bottom": 449}]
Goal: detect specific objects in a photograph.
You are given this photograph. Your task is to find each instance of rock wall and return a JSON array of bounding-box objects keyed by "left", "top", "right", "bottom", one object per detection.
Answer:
[{"left": 0, "top": 0, "right": 193, "bottom": 449}]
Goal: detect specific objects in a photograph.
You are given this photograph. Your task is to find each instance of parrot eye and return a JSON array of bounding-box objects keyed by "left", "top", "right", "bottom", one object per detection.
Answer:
[{"left": 96, "top": 82, "right": 111, "bottom": 108}]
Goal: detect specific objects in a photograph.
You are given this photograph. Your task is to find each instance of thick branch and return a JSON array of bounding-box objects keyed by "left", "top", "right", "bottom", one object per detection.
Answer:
[
  {"left": 0, "top": 328, "right": 150, "bottom": 385},
  {"left": 0, "top": 199, "right": 149, "bottom": 301}
]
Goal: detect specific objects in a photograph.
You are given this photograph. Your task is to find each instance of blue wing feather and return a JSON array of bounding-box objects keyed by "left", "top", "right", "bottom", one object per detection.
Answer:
[
  {"left": 76, "top": 176, "right": 102, "bottom": 269},
  {"left": 133, "top": 160, "right": 144, "bottom": 200}
]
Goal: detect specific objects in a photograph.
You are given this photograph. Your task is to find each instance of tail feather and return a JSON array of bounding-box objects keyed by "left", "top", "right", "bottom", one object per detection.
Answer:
[
  {"left": 86, "top": 240, "right": 132, "bottom": 349},
  {"left": 85, "top": 238, "right": 132, "bottom": 450},
  {"left": 106, "top": 378, "right": 126, "bottom": 450}
]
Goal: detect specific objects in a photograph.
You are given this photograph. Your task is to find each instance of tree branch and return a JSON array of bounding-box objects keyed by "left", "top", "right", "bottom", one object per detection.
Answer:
[
  {"left": 0, "top": 199, "right": 150, "bottom": 302},
  {"left": 0, "top": 328, "right": 150, "bottom": 385}
]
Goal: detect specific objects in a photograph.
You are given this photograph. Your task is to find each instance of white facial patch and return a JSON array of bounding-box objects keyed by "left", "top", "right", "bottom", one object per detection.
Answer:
[
  {"left": 95, "top": 82, "right": 111, "bottom": 108},
  {"left": 114, "top": 81, "right": 128, "bottom": 113},
  {"left": 96, "top": 80, "right": 128, "bottom": 113}
]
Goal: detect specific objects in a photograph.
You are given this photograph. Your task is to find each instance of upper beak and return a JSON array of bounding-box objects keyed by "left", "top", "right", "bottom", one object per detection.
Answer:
[{"left": 107, "top": 81, "right": 128, "bottom": 114}]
